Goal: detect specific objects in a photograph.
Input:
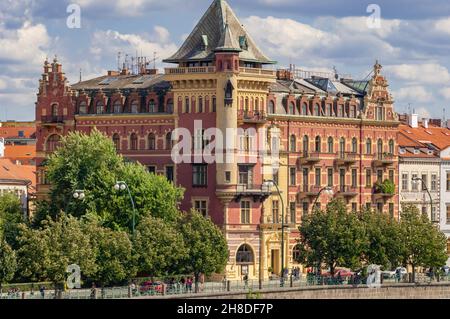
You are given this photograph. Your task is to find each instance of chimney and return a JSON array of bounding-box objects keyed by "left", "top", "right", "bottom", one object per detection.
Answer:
[
  {"left": 409, "top": 114, "right": 419, "bottom": 128},
  {"left": 108, "top": 70, "right": 120, "bottom": 76},
  {"left": 423, "top": 118, "right": 429, "bottom": 128}
]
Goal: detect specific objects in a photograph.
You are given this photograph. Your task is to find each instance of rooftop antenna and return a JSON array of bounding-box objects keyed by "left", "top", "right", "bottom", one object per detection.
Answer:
[
  {"left": 443, "top": 107, "right": 446, "bottom": 126},
  {"left": 153, "top": 51, "right": 157, "bottom": 70},
  {"left": 117, "top": 52, "right": 122, "bottom": 72},
  {"left": 79, "top": 68, "right": 82, "bottom": 83}
]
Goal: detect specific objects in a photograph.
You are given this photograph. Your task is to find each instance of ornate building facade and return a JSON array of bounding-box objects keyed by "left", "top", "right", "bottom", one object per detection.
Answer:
[{"left": 35, "top": 0, "right": 400, "bottom": 280}]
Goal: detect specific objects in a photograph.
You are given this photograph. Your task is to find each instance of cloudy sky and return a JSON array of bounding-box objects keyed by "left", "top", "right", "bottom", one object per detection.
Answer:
[{"left": 1, "top": 0, "right": 450, "bottom": 121}]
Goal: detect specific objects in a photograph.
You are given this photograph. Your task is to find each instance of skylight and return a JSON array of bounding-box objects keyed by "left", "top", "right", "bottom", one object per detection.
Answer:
[{"left": 98, "top": 77, "right": 118, "bottom": 85}]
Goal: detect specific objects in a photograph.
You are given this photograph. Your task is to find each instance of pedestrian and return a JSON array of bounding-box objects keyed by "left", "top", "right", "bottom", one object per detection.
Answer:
[
  {"left": 90, "top": 283, "right": 97, "bottom": 299},
  {"left": 39, "top": 285, "right": 45, "bottom": 299},
  {"left": 243, "top": 274, "right": 249, "bottom": 289},
  {"left": 186, "top": 277, "right": 193, "bottom": 293}
]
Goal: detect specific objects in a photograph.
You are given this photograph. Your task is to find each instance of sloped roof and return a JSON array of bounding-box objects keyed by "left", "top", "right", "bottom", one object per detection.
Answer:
[
  {"left": 0, "top": 159, "right": 36, "bottom": 188},
  {"left": 399, "top": 124, "right": 450, "bottom": 150},
  {"left": 71, "top": 74, "right": 169, "bottom": 91},
  {"left": 0, "top": 127, "right": 36, "bottom": 139},
  {"left": 4, "top": 145, "right": 36, "bottom": 159},
  {"left": 270, "top": 80, "right": 317, "bottom": 94},
  {"left": 163, "top": 0, "right": 274, "bottom": 64}
]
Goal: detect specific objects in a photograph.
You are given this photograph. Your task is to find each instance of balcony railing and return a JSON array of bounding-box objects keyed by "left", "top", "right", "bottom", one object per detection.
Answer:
[
  {"left": 298, "top": 185, "right": 322, "bottom": 199},
  {"left": 239, "top": 67, "right": 276, "bottom": 76},
  {"left": 335, "top": 185, "right": 358, "bottom": 197},
  {"left": 335, "top": 152, "right": 358, "bottom": 165},
  {"left": 165, "top": 66, "right": 216, "bottom": 75},
  {"left": 234, "top": 184, "right": 271, "bottom": 202},
  {"left": 299, "top": 151, "right": 322, "bottom": 165},
  {"left": 238, "top": 110, "right": 267, "bottom": 123},
  {"left": 373, "top": 153, "right": 395, "bottom": 166},
  {"left": 41, "top": 116, "right": 64, "bottom": 124}
]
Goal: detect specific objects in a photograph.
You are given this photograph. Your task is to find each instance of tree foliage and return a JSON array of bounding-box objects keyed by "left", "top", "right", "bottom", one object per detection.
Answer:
[
  {"left": 0, "top": 193, "right": 26, "bottom": 249},
  {"left": 0, "top": 240, "right": 17, "bottom": 285}
]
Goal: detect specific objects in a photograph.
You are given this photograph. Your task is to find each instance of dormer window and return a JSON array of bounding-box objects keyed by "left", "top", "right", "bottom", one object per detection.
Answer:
[
  {"left": 201, "top": 35, "right": 208, "bottom": 51},
  {"left": 239, "top": 36, "right": 248, "bottom": 50}
]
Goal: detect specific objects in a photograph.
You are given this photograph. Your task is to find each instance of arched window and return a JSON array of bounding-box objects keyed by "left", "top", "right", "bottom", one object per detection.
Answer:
[
  {"left": 96, "top": 101, "right": 104, "bottom": 114},
  {"left": 78, "top": 102, "right": 87, "bottom": 115},
  {"left": 149, "top": 99, "right": 156, "bottom": 113},
  {"left": 350, "top": 105, "right": 356, "bottom": 118},
  {"left": 290, "top": 135, "right": 296, "bottom": 152},
  {"left": 131, "top": 100, "right": 139, "bottom": 114},
  {"left": 184, "top": 97, "right": 189, "bottom": 113},
  {"left": 376, "top": 103, "right": 384, "bottom": 120},
  {"left": 51, "top": 104, "right": 58, "bottom": 117},
  {"left": 236, "top": 244, "right": 254, "bottom": 264},
  {"left": 112, "top": 134, "right": 120, "bottom": 151},
  {"left": 389, "top": 139, "right": 395, "bottom": 155},
  {"left": 352, "top": 138, "right": 358, "bottom": 153},
  {"left": 337, "top": 105, "right": 343, "bottom": 117},
  {"left": 303, "top": 135, "right": 309, "bottom": 155},
  {"left": 327, "top": 137, "right": 334, "bottom": 153},
  {"left": 377, "top": 139, "right": 383, "bottom": 156},
  {"left": 268, "top": 100, "right": 275, "bottom": 114},
  {"left": 315, "top": 136, "right": 321, "bottom": 153},
  {"left": 46, "top": 134, "right": 61, "bottom": 152},
  {"left": 366, "top": 139, "right": 372, "bottom": 154},
  {"left": 325, "top": 104, "right": 332, "bottom": 116},
  {"left": 130, "top": 133, "right": 138, "bottom": 150},
  {"left": 301, "top": 103, "right": 308, "bottom": 115},
  {"left": 289, "top": 102, "right": 295, "bottom": 115},
  {"left": 244, "top": 97, "right": 249, "bottom": 113},
  {"left": 166, "top": 99, "right": 174, "bottom": 114},
  {"left": 313, "top": 104, "right": 320, "bottom": 116},
  {"left": 113, "top": 100, "right": 121, "bottom": 114},
  {"left": 148, "top": 133, "right": 156, "bottom": 150},
  {"left": 212, "top": 96, "right": 217, "bottom": 112},
  {"left": 165, "top": 131, "right": 173, "bottom": 150},
  {"left": 293, "top": 244, "right": 301, "bottom": 262},
  {"left": 339, "top": 138, "right": 346, "bottom": 155}
]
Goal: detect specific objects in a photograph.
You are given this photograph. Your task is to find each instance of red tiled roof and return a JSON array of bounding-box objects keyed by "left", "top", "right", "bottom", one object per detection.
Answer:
[
  {"left": 399, "top": 124, "right": 450, "bottom": 150},
  {"left": 0, "top": 159, "right": 36, "bottom": 190},
  {"left": 4, "top": 145, "right": 36, "bottom": 159},
  {"left": 0, "top": 127, "right": 36, "bottom": 139}
]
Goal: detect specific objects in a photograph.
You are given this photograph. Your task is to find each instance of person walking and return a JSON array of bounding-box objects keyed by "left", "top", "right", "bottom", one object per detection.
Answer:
[
  {"left": 90, "top": 283, "right": 97, "bottom": 299},
  {"left": 39, "top": 285, "right": 45, "bottom": 299}
]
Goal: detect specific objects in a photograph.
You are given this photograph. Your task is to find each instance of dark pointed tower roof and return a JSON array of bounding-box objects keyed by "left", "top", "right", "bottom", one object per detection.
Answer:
[{"left": 163, "top": 0, "right": 275, "bottom": 64}]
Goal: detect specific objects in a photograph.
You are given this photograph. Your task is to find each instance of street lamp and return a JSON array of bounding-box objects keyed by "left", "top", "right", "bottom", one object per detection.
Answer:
[
  {"left": 312, "top": 186, "right": 334, "bottom": 211},
  {"left": 115, "top": 181, "right": 137, "bottom": 235},
  {"left": 263, "top": 179, "right": 288, "bottom": 285},
  {"left": 412, "top": 177, "right": 435, "bottom": 223},
  {"left": 73, "top": 190, "right": 85, "bottom": 200}
]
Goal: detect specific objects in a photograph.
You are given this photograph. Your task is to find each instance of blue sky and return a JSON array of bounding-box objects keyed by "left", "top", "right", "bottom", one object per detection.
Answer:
[{"left": 1, "top": 0, "right": 450, "bottom": 121}]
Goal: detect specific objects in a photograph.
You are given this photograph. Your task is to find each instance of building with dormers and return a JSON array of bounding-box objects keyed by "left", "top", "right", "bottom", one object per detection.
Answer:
[{"left": 35, "top": 0, "right": 400, "bottom": 280}]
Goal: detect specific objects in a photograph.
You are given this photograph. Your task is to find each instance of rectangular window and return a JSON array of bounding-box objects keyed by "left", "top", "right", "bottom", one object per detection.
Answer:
[
  {"left": 272, "top": 200, "right": 279, "bottom": 223},
  {"left": 366, "top": 202, "right": 371, "bottom": 211},
  {"left": 290, "top": 202, "right": 296, "bottom": 224},
  {"left": 432, "top": 206, "right": 437, "bottom": 223},
  {"left": 377, "top": 202, "right": 383, "bottom": 213},
  {"left": 241, "top": 201, "right": 251, "bottom": 224},
  {"left": 239, "top": 165, "right": 253, "bottom": 186},
  {"left": 302, "top": 202, "right": 309, "bottom": 217},
  {"left": 351, "top": 203, "right": 357, "bottom": 212},
  {"left": 447, "top": 205, "right": 450, "bottom": 224},
  {"left": 422, "top": 205, "right": 427, "bottom": 216},
  {"left": 225, "top": 171, "right": 231, "bottom": 183},
  {"left": 421, "top": 174, "right": 428, "bottom": 191},
  {"left": 389, "top": 203, "right": 394, "bottom": 218},
  {"left": 147, "top": 166, "right": 156, "bottom": 174},
  {"left": 447, "top": 173, "right": 450, "bottom": 191},
  {"left": 377, "top": 170, "right": 383, "bottom": 183},
  {"left": 315, "top": 168, "right": 321, "bottom": 187},
  {"left": 192, "top": 164, "right": 207, "bottom": 187},
  {"left": 327, "top": 168, "right": 333, "bottom": 187},
  {"left": 290, "top": 167, "right": 297, "bottom": 186},
  {"left": 165, "top": 166, "right": 174, "bottom": 183},
  {"left": 412, "top": 173, "right": 418, "bottom": 191},
  {"left": 366, "top": 169, "right": 372, "bottom": 188},
  {"left": 401, "top": 173, "right": 408, "bottom": 191},
  {"left": 194, "top": 200, "right": 208, "bottom": 217},
  {"left": 351, "top": 169, "right": 357, "bottom": 188},
  {"left": 431, "top": 174, "right": 437, "bottom": 191},
  {"left": 389, "top": 170, "right": 394, "bottom": 183}
]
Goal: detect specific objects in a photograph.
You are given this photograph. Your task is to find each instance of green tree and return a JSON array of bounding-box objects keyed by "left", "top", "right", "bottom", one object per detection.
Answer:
[
  {"left": 37, "top": 129, "right": 184, "bottom": 231},
  {"left": 133, "top": 215, "right": 186, "bottom": 277},
  {"left": 0, "top": 193, "right": 26, "bottom": 248},
  {"left": 297, "top": 199, "right": 367, "bottom": 274},
  {"left": 83, "top": 217, "right": 136, "bottom": 286},
  {"left": 17, "top": 215, "right": 97, "bottom": 287},
  {"left": 360, "top": 209, "right": 402, "bottom": 269},
  {"left": 179, "top": 210, "right": 228, "bottom": 292},
  {"left": 399, "top": 205, "right": 448, "bottom": 279},
  {"left": 0, "top": 240, "right": 17, "bottom": 292}
]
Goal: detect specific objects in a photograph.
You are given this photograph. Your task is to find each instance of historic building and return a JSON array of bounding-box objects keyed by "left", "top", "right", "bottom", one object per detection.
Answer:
[{"left": 35, "top": 0, "right": 400, "bottom": 280}]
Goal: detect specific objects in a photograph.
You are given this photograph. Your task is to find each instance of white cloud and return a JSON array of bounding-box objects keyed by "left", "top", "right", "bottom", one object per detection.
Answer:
[
  {"left": 434, "top": 18, "right": 450, "bottom": 35},
  {"left": 385, "top": 63, "right": 450, "bottom": 84},
  {"left": 415, "top": 107, "right": 431, "bottom": 119},
  {"left": 440, "top": 88, "right": 450, "bottom": 100},
  {"left": 394, "top": 86, "right": 432, "bottom": 103}
]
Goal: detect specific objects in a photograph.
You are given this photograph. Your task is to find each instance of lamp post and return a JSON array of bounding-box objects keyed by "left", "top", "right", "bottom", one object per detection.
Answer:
[
  {"left": 73, "top": 190, "right": 86, "bottom": 201},
  {"left": 412, "top": 177, "right": 435, "bottom": 223},
  {"left": 263, "top": 179, "right": 288, "bottom": 285},
  {"left": 312, "top": 186, "right": 334, "bottom": 212},
  {"left": 115, "top": 181, "right": 136, "bottom": 235}
]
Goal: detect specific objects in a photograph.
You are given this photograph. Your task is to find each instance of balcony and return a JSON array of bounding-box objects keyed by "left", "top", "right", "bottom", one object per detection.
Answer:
[
  {"left": 239, "top": 67, "right": 277, "bottom": 77},
  {"left": 335, "top": 152, "right": 358, "bottom": 166},
  {"left": 335, "top": 185, "right": 358, "bottom": 198},
  {"left": 299, "top": 151, "right": 322, "bottom": 165},
  {"left": 373, "top": 153, "right": 395, "bottom": 167},
  {"left": 234, "top": 184, "right": 272, "bottom": 202},
  {"left": 41, "top": 116, "right": 64, "bottom": 126},
  {"left": 164, "top": 66, "right": 216, "bottom": 75},
  {"left": 238, "top": 110, "right": 267, "bottom": 124},
  {"left": 297, "top": 185, "right": 321, "bottom": 199},
  {"left": 373, "top": 180, "right": 396, "bottom": 200}
]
